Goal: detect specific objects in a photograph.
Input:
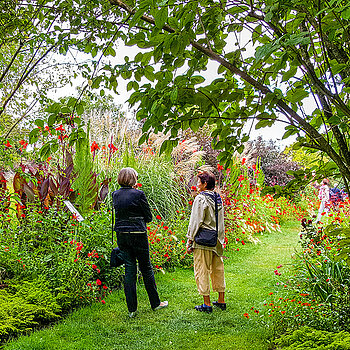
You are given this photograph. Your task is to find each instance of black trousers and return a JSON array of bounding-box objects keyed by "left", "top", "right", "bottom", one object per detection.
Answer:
[{"left": 117, "top": 232, "right": 161, "bottom": 312}]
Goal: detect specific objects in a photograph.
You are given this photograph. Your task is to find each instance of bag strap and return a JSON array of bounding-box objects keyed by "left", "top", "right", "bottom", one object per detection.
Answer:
[
  {"left": 215, "top": 192, "right": 218, "bottom": 233},
  {"left": 111, "top": 196, "right": 114, "bottom": 245}
]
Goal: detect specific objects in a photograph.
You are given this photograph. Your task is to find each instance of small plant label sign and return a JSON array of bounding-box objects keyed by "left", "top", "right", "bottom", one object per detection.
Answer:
[{"left": 63, "top": 200, "right": 84, "bottom": 222}]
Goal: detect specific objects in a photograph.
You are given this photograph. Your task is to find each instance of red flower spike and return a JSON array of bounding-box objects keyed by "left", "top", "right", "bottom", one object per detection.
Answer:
[{"left": 90, "top": 141, "right": 100, "bottom": 153}]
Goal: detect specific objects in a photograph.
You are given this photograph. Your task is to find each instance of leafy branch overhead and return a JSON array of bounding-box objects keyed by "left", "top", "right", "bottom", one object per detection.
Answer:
[
  {"left": 108, "top": 0, "right": 350, "bottom": 184},
  {"left": 1, "top": 0, "right": 350, "bottom": 187}
]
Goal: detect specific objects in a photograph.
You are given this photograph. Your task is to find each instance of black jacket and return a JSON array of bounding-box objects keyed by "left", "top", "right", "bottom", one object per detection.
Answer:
[{"left": 112, "top": 187, "right": 152, "bottom": 232}]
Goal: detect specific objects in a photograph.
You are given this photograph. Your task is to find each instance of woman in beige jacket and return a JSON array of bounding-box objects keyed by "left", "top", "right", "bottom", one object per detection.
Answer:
[{"left": 186, "top": 171, "right": 226, "bottom": 313}]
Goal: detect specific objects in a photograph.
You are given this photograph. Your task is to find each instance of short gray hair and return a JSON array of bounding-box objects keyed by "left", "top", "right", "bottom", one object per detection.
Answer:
[{"left": 117, "top": 167, "right": 138, "bottom": 187}]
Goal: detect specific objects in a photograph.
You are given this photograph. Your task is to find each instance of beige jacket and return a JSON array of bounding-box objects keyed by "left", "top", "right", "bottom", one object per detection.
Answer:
[{"left": 186, "top": 191, "right": 225, "bottom": 256}]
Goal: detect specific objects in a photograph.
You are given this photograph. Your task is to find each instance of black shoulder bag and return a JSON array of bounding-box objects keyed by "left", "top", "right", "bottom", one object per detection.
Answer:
[
  {"left": 110, "top": 198, "right": 125, "bottom": 268},
  {"left": 194, "top": 192, "right": 218, "bottom": 247}
]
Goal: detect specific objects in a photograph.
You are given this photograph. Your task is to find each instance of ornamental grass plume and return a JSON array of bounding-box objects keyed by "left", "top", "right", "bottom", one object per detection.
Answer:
[{"left": 171, "top": 137, "right": 213, "bottom": 184}]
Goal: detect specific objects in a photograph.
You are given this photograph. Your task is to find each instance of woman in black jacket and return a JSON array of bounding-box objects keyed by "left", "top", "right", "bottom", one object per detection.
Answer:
[{"left": 112, "top": 167, "right": 168, "bottom": 317}]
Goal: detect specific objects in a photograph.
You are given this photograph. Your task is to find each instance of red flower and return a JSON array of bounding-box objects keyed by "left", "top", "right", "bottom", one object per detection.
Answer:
[
  {"left": 101, "top": 300, "right": 106, "bottom": 304},
  {"left": 91, "top": 141, "right": 100, "bottom": 153},
  {"left": 217, "top": 164, "right": 224, "bottom": 171},
  {"left": 243, "top": 313, "right": 249, "bottom": 318},
  {"left": 4, "top": 140, "right": 12, "bottom": 147},
  {"left": 189, "top": 200, "right": 193, "bottom": 205},
  {"left": 96, "top": 279, "right": 102, "bottom": 285},
  {"left": 163, "top": 226, "right": 169, "bottom": 230},
  {"left": 136, "top": 183, "right": 142, "bottom": 187},
  {"left": 58, "top": 134, "right": 68, "bottom": 141},
  {"left": 19, "top": 140, "right": 28, "bottom": 148},
  {"left": 108, "top": 143, "right": 118, "bottom": 153},
  {"left": 55, "top": 124, "right": 65, "bottom": 132},
  {"left": 241, "top": 158, "right": 246, "bottom": 165},
  {"left": 191, "top": 186, "right": 197, "bottom": 191},
  {"left": 156, "top": 215, "right": 161, "bottom": 220},
  {"left": 252, "top": 164, "right": 256, "bottom": 170},
  {"left": 238, "top": 175, "right": 244, "bottom": 182}
]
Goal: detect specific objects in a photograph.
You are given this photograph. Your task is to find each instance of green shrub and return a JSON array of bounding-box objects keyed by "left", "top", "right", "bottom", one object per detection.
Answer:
[
  {"left": 0, "top": 279, "right": 60, "bottom": 342},
  {"left": 275, "top": 327, "right": 350, "bottom": 349}
]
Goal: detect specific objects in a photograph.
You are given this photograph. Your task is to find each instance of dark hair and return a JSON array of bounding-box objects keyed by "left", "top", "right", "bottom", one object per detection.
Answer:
[
  {"left": 197, "top": 171, "right": 216, "bottom": 190},
  {"left": 322, "top": 178, "right": 330, "bottom": 186}
]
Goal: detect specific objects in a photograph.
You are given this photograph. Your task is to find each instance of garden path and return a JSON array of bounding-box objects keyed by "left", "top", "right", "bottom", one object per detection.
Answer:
[{"left": 4, "top": 221, "right": 300, "bottom": 350}]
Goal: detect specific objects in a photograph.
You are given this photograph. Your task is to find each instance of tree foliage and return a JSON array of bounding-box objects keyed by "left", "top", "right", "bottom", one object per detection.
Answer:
[
  {"left": 245, "top": 137, "right": 300, "bottom": 187},
  {"left": 107, "top": 0, "right": 350, "bottom": 187},
  {"left": 2, "top": 0, "right": 350, "bottom": 190}
]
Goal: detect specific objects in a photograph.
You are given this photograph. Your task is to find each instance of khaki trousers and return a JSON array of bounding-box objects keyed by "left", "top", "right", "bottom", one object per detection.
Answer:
[{"left": 193, "top": 248, "right": 226, "bottom": 296}]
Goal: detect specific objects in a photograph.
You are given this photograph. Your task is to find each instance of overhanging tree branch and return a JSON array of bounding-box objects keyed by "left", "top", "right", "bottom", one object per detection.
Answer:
[{"left": 110, "top": 0, "right": 350, "bottom": 181}]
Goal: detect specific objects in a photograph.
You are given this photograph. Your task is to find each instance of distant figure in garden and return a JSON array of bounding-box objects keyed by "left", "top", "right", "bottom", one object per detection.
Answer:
[
  {"left": 329, "top": 186, "right": 343, "bottom": 210},
  {"left": 315, "top": 178, "right": 330, "bottom": 223},
  {"left": 186, "top": 171, "right": 226, "bottom": 313},
  {"left": 112, "top": 167, "right": 168, "bottom": 318}
]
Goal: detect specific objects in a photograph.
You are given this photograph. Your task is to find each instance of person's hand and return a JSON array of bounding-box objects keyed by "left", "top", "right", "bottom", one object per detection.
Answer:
[{"left": 186, "top": 240, "right": 193, "bottom": 254}]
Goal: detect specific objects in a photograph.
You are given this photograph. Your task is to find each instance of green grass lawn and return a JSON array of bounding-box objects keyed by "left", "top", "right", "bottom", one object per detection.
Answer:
[{"left": 3, "top": 221, "right": 300, "bottom": 350}]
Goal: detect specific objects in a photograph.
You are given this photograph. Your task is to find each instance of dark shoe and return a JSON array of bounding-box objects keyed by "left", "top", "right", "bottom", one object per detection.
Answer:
[
  {"left": 213, "top": 301, "right": 226, "bottom": 310},
  {"left": 194, "top": 304, "right": 213, "bottom": 313}
]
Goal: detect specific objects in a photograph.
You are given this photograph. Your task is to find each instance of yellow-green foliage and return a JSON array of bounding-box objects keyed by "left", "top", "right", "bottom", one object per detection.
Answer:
[
  {"left": 275, "top": 327, "right": 350, "bottom": 349},
  {"left": 0, "top": 279, "right": 61, "bottom": 342}
]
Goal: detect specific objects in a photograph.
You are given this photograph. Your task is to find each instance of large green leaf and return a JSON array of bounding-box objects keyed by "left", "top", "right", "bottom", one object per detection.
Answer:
[{"left": 155, "top": 6, "right": 168, "bottom": 29}]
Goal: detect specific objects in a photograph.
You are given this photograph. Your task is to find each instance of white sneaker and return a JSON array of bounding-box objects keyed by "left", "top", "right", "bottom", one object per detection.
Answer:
[
  {"left": 153, "top": 301, "right": 168, "bottom": 311},
  {"left": 129, "top": 311, "right": 137, "bottom": 318}
]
